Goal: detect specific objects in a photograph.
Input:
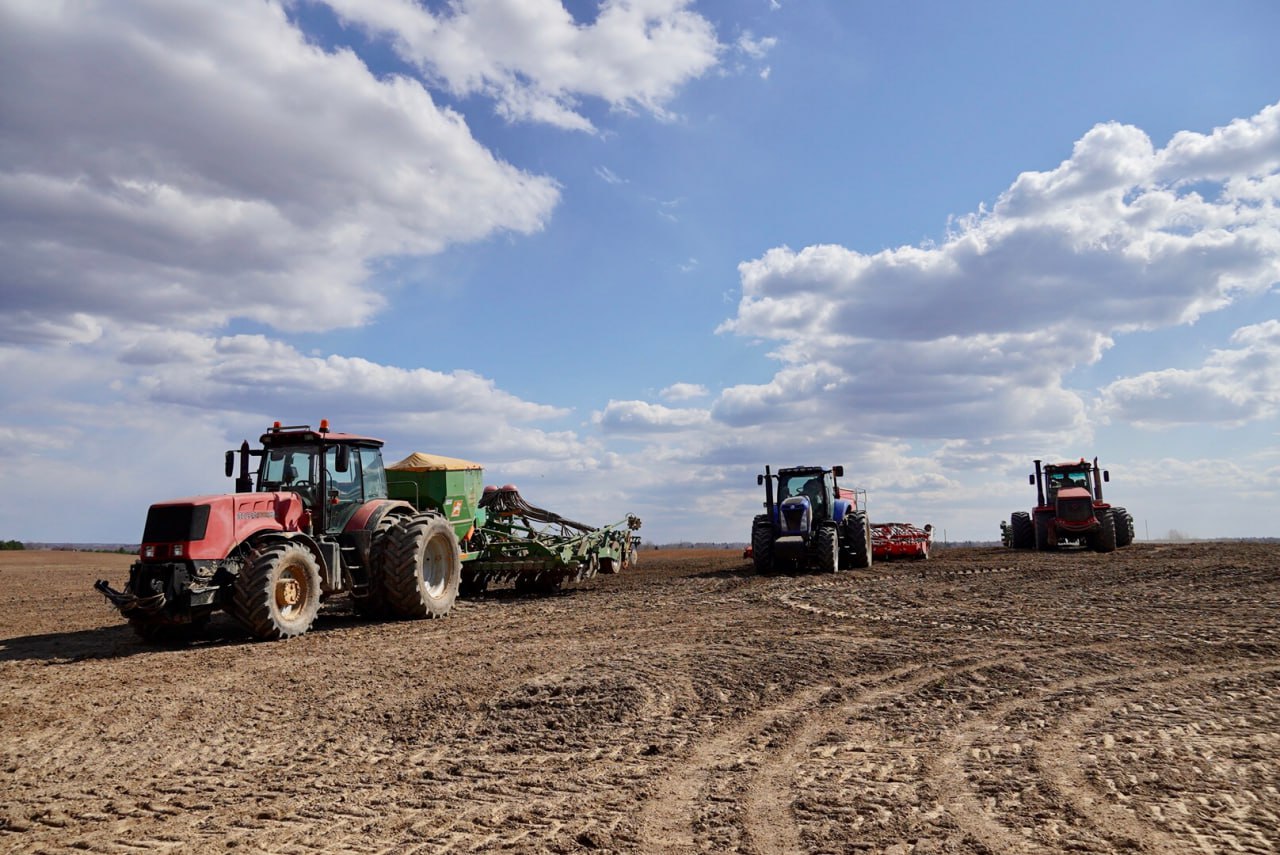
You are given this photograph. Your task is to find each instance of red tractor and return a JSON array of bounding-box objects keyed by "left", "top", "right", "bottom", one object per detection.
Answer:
[
  {"left": 96, "top": 421, "right": 461, "bottom": 642},
  {"left": 1006, "top": 457, "right": 1134, "bottom": 552}
]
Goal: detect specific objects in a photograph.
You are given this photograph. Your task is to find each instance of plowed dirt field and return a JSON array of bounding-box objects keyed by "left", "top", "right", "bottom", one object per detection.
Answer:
[{"left": 2, "top": 542, "right": 1277, "bottom": 854}]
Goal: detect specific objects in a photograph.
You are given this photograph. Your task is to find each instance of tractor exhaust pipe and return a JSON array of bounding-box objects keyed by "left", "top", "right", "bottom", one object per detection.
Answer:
[
  {"left": 1092, "top": 456, "right": 1104, "bottom": 502},
  {"left": 1033, "top": 459, "right": 1045, "bottom": 507},
  {"left": 762, "top": 465, "right": 774, "bottom": 517},
  {"left": 235, "top": 440, "right": 253, "bottom": 493}
]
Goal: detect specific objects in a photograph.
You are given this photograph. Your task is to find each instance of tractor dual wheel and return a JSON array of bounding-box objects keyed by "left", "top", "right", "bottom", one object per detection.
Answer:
[
  {"left": 1034, "top": 513, "right": 1054, "bottom": 551},
  {"left": 232, "top": 542, "right": 323, "bottom": 640},
  {"left": 1009, "top": 512, "right": 1034, "bottom": 550},
  {"left": 1094, "top": 508, "right": 1118, "bottom": 553},
  {"left": 382, "top": 514, "right": 462, "bottom": 619},
  {"left": 750, "top": 515, "right": 774, "bottom": 574},
  {"left": 353, "top": 513, "right": 400, "bottom": 618},
  {"left": 840, "top": 512, "right": 872, "bottom": 570},
  {"left": 1112, "top": 506, "right": 1135, "bottom": 547}
]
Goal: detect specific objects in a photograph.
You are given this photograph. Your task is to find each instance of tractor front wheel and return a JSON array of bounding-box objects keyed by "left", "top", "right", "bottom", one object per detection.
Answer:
[
  {"left": 1094, "top": 509, "right": 1117, "bottom": 553},
  {"left": 750, "top": 515, "right": 774, "bottom": 574},
  {"left": 232, "top": 543, "right": 322, "bottom": 640},
  {"left": 816, "top": 525, "right": 838, "bottom": 573},
  {"left": 1034, "top": 513, "right": 1054, "bottom": 551},
  {"left": 382, "top": 515, "right": 461, "bottom": 618}
]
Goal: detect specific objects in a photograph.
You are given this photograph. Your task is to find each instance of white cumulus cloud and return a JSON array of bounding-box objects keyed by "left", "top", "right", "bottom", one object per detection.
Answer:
[
  {"left": 315, "top": 0, "right": 723, "bottom": 131},
  {"left": 0, "top": 0, "right": 559, "bottom": 342}
]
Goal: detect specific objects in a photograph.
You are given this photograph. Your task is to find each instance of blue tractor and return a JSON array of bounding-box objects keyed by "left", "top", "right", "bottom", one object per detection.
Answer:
[{"left": 751, "top": 465, "right": 872, "bottom": 573}]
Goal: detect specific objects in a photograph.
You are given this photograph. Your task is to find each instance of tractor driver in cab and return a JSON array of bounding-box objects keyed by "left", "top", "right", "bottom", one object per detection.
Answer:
[{"left": 800, "top": 476, "right": 826, "bottom": 516}]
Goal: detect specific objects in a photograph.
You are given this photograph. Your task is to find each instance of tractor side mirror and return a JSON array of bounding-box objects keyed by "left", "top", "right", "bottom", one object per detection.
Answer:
[
  {"left": 757, "top": 474, "right": 764, "bottom": 486},
  {"left": 225, "top": 450, "right": 234, "bottom": 478},
  {"left": 832, "top": 465, "right": 844, "bottom": 477},
  {"left": 1029, "top": 474, "right": 1035, "bottom": 485},
  {"left": 335, "top": 444, "right": 350, "bottom": 473},
  {"left": 1103, "top": 471, "right": 1110, "bottom": 482}
]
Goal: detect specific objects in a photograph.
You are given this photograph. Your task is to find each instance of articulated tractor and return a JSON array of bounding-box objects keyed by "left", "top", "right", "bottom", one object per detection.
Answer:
[
  {"left": 750, "top": 465, "right": 872, "bottom": 573},
  {"left": 1005, "top": 457, "right": 1135, "bottom": 552}
]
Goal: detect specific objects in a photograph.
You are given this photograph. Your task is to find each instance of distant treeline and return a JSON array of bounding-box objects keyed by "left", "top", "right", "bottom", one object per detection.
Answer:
[{"left": 1, "top": 540, "right": 25, "bottom": 550}]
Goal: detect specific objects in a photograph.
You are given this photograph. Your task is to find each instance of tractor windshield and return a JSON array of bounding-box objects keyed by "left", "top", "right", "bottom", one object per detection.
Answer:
[
  {"left": 1047, "top": 469, "right": 1092, "bottom": 495},
  {"left": 259, "top": 448, "right": 317, "bottom": 492},
  {"left": 779, "top": 472, "right": 828, "bottom": 516}
]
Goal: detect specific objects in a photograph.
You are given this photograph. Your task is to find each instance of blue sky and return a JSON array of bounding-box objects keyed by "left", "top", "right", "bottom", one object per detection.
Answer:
[{"left": 2, "top": 0, "right": 1278, "bottom": 544}]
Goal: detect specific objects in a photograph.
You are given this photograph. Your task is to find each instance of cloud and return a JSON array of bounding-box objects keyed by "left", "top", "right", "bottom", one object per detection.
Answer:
[
  {"left": 0, "top": 1, "right": 559, "bottom": 343},
  {"left": 1097, "top": 320, "right": 1280, "bottom": 428},
  {"left": 594, "top": 399, "right": 711, "bottom": 433},
  {"left": 714, "top": 100, "right": 1280, "bottom": 444},
  {"left": 736, "top": 31, "right": 777, "bottom": 60},
  {"left": 315, "top": 0, "right": 724, "bottom": 131},
  {"left": 660, "top": 382, "right": 708, "bottom": 401}
]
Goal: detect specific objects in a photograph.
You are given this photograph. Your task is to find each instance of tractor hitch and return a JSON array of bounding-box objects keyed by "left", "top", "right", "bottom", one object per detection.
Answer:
[{"left": 94, "top": 579, "right": 165, "bottom": 616}]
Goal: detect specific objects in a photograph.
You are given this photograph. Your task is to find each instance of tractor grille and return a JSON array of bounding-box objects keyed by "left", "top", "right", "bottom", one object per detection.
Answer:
[
  {"left": 142, "top": 504, "right": 211, "bottom": 543},
  {"left": 1057, "top": 497, "right": 1094, "bottom": 524}
]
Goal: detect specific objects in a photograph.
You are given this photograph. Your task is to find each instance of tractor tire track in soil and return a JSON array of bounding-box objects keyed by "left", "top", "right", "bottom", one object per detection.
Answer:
[{"left": 1, "top": 541, "right": 1276, "bottom": 853}]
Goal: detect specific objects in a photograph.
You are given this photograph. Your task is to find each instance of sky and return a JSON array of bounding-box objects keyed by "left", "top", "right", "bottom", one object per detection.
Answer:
[{"left": 2, "top": 0, "right": 1279, "bottom": 545}]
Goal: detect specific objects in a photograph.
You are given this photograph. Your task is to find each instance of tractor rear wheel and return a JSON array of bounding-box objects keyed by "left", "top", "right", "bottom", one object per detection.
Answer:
[
  {"left": 816, "top": 525, "right": 838, "bottom": 573},
  {"left": 353, "top": 513, "right": 398, "bottom": 618},
  {"left": 232, "top": 542, "right": 322, "bottom": 640},
  {"left": 1094, "top": 508, "right": 1117, "bottom": 553},
  {"left": 841, "top": 512, "right": 872, "bottom": 569},
  {"left": 382, "top": 514, "right": 461, "bottom": 618},
  {"left": 1010, "top": 512, "right": 1034, "bottom": 549},
  {"left": 1034, "top": 513, "right": 1054, "bottom": 551},
  {"left": 1112, "top": 507, "right": 1134, "bottom": 547},
  {"left": 750, "top": 515, "right": 774, "bottom": 573}
]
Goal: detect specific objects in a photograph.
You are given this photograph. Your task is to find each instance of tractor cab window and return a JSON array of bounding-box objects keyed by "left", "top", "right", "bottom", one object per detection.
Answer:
[
  {"left": 359, "top": 448, "right": 387, "bottom": 500},
  {"left": 1048, "top": 470, "right": 1091, "bottom": 495},
  {"left": 325, "top": 446, "right": 362, "bottom": 503},
  {"left": 260, "top": 449, "right": 316, "bottom": 493}
]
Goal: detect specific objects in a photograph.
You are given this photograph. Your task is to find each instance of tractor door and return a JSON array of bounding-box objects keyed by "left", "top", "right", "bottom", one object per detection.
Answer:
[{"left": 323, "top": 446, "right": 364, "bottom": 534}]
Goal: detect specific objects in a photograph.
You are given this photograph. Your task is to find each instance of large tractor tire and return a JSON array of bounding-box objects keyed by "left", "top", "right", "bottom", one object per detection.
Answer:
[
  {"left": 353, "top": 514, "right": 399, "bottom": 618},
  {"left": 815, "top": 525, "right": 839, "bottom": 573},
  {"left": 840, "top": 512, "right": 873, "bottom": 569},
  {"left": 750, "top": 515, "right": 774, "bottom": 574},
  {"left": 232, "top": 542, "right": 322, "bottom": 640},
  {"left": 1009, "top": 512, "right": 1034, "bottom": 549},
  {"left": 1034, "top": 512, "right": 1054, "bottom": 551},
  {"left": 1094, "top": 508, "right": 1117, "bottom": 553},
  {"left": 382, "top": 514, "right": 461, "bottom": 619},
  {"left": 1112, "top": 507, "right": 1135, "bottom": 547}
]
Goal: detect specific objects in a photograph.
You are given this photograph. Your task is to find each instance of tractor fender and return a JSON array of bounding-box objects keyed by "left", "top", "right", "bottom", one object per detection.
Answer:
[
  {"left": 832, "top": 498, "right": 852, "bottom": 523},
  {"left": 344, "top": 498, "right": 418, "bottom": 535}
]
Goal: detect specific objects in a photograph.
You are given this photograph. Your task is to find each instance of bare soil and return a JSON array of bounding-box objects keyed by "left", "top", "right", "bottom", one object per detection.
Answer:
[{"left": 1, "top": 542, "right": 1277, "bottom": 854}]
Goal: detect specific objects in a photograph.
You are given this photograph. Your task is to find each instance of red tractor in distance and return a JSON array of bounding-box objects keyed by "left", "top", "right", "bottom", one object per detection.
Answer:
[
  {"left": 96, "top": 421, "right": 462, "bottom": 643},
  {"left": 1006, "top": 457, "right": 1135, "bottom": 553}
]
